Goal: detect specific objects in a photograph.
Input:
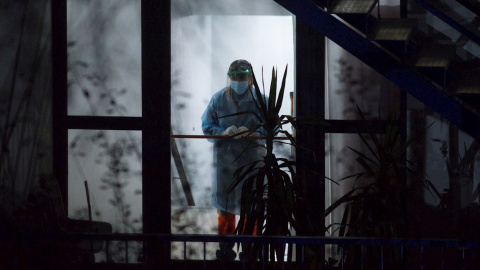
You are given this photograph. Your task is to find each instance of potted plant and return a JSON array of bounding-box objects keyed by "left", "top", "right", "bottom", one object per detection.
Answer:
[
  {"left": 429, "top": 138, "right": 480, "bottom": 267},
  {"left": 226, "top": 65, "right": 301, "bottom": 262},
  {"left": 430, "top": 138, "right": 480, "bottom": 223},
  {"left": 324, "top": 108, "right": 425, "bottom": 269}
]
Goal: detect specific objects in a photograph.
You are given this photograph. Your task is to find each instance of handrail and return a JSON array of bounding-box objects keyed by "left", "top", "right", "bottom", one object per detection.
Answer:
[
  {"left": 6, "top": 233, "right": 479, "bottom": 268},
  {"left": 171, "top": 134, "right": 293, "bottom": 140},
  {"left": 7, "top": 232, "right": 480, "bottom": 248},
  {"left": 414, "top": 0, "right": 480, "bottom": 46},
  {"left": 274, "top": 0, "right": 480, "bottom": 143}
]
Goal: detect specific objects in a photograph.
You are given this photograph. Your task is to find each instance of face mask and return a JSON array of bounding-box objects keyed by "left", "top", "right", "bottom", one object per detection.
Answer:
[{"left": 231, "top": 81, "right": 249, "bottom": 95}]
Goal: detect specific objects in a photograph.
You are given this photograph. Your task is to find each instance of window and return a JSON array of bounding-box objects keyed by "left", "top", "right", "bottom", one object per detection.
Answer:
[
  {"left": 52, "top": 0, "right": 170, "bottom": 262},
  {"left": 170, "top": 0, "right": 295, "bottom": 259}
]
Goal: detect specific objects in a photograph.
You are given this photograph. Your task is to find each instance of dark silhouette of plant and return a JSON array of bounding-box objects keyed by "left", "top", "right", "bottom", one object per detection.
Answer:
[
  {"left": 68, "top": 49, "right": 143, "bottom": 261},
  {"left": 335, "top": 58, "right": 372, "bottom": 119},
  {"left": 99, "top": 136, "right": 142, "bottom": 262},
  {"left": 70, "top": 130, "right": 142, "bottom": 263},
  {"left": 324, "top": 108, "right": 434, "bottom": 269},
  {"left": 430, "top": 138, "right": 480, "bottom": 235},
  {"left": 67, "top": 5, "right": 144, "bottom": 259},
  {"left": 226, "top": 65, "right": 300, "bottom": 262},
  {"left": 170, "top": 206, "right": 217, "bottom": 260},
  {"left": 0, "top": 0, "right": 52, "bottom": 209},
  {"left": 0, "top": 1, "right": 55, "bottom": 265}
]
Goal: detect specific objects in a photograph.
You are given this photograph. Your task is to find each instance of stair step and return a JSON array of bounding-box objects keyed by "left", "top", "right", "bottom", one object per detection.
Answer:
[
  {"left": 455, "top": 68, "right": 480, "bottom": 109},
  {"left": 415, "top": 57, "right": 450, "bottom": 68},
  {"left": 274, "top": 0, "right": 480, "bottom": 142},
  {"left": 412, "top": 45, "right": 456, "bottom": 90},
  {"left": 329, "top": 0, "right": 377, "bottom": 14},
  {"left": 414, "top": 45, "right": 455, "bottom": 68},
  {"left": 368, "top": 19, "right": 417, "bottom": 41},
  {"left": 456, "top": 68, "right": 480, "bottom": 94}
]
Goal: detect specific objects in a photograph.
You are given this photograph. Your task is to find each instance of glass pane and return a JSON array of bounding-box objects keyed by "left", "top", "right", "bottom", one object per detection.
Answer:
[
  {"left": 423, "top": 113, "right": 479, "bottom": 208},
  {"left": 325, "top": 133, "right": 365, "bottom": 234},
  {"left": 413, "top": 109, "right": 480, "bottom": 244},
  {"left": 67, "top": 0, "right": 141, "bottom": 116},
  {"left": 422, "top": 113, "right": 450, "bottom": 207},
  {"left": 171, "top": 0, "right": 295, "bottom": 260},
  {"left": 326, "top": 40, "right": 401, "bottom": 120},
  {"left": 68, "top": 129, "right": 142, "bottom": 263}
]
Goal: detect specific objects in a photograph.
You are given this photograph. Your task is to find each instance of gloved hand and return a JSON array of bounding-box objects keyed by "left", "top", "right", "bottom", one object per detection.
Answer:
[
  {"left": 221, "top": 125, "right": 238, "bottom": 137},
  {"left": 235, "top": 126, "right": 249, "bottom": 139}
]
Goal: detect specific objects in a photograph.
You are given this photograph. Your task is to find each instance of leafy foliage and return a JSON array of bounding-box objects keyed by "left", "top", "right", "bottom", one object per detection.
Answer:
[
  {"left": 0, "top": 0, "right": 52, "bottom": 208},
  {"left": 225, "top": 65, "right": 301, "bottom": 261},
  {"left": 70, "top": 131, "right": 143, "bottom": 263},
  {"left": 325, "top": 109, "right": 411, "bottom": 237},
  {"left": 324, "top": 108, "right": 420, "bottom": 269},
  {"left": 430, "top": 138, "right": 480, "bottom": 238}
]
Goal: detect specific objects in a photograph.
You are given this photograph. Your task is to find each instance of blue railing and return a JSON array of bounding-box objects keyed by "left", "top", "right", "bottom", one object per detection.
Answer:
[
  {"left": 274, "top": 0, "right": 480, "bottom": 144},
  {"left": 413, "top": 0, "right": 480, "bottom": 46},
  {"left": 5, "top": 233, "right": 480, "bottom": 269}
]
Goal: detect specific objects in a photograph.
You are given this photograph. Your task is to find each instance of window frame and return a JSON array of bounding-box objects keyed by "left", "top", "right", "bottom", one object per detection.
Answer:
[
  {"left": 51, "top": 0, "right": 171, "bottom": 241},
  {"left": 51, "top": 0, "right": 406, "bottom": 265}
]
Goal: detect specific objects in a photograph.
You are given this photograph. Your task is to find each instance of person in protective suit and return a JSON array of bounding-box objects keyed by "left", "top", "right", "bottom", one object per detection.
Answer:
[{"left": 201, "top": 59, "right": 265, "bottom": 260}]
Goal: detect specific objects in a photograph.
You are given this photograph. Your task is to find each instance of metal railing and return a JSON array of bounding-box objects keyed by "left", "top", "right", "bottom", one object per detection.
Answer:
[{"left": 5, "top": 233, "right": 480, "bottom": 269}]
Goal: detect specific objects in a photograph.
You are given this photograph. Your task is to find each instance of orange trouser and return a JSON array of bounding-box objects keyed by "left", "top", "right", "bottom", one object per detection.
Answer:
[
  {"left": 218, "top": 212, "right": 236, "bottom": 235},
  {"left": 218, "top": 211, "right": 257, "bottom": 235}
]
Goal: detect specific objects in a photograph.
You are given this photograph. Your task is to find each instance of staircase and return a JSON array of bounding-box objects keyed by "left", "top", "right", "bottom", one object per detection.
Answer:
[{"left": 274, "top": 0, "right": 480, "bottom": 142}]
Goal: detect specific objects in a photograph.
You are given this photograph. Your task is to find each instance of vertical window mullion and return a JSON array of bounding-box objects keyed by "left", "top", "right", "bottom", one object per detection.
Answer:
[
  {"left": 51, "top": 0, "right": 69, "bottom": 212},
  {"left": 141, "top": 0, "right": 171, "bottom": 267}
]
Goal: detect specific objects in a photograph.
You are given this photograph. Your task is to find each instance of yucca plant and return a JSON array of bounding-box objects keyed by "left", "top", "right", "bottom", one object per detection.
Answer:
[
  {"left": 324, "top": 108, "right": 417, "bottom": 269},
  {"left": 226, "top": 65, "right": 299, "bottom": 262},
  {"left": 430, "top": 138, "right": 480, "bottom": 239}
]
